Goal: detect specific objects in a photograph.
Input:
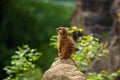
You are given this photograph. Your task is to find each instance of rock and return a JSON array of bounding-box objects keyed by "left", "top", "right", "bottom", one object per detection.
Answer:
[{"left": 42, "top": 58, "right": 86, "bottom": 80}]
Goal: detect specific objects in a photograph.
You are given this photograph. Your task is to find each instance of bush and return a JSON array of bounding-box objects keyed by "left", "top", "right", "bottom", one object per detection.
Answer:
[{"left": 4, "top": 45, "right": 42, "bottom": 80}]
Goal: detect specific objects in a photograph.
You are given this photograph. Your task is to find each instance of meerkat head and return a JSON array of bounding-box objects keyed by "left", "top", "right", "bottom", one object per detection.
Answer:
[{"left": 56, "top": 27, "right": 68, "bottom": 37}]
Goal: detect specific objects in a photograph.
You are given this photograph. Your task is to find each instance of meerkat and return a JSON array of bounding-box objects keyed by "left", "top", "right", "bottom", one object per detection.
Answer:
[{"left": 56, "top": 27, "right": 77, "bottom": 67}]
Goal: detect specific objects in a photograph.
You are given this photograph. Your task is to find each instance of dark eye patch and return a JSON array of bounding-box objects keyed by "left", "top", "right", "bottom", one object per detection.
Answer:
[{"left": 63, "top": 30, "right": 66, "bottom": 33}]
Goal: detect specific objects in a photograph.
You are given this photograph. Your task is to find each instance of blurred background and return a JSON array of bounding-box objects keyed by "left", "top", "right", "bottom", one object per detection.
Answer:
[
  {"left": 0, "top": 0, "right": 120, "bottom": 80},
  {"left": 0, "top": 0, "right": 75, "bottom": 79}
]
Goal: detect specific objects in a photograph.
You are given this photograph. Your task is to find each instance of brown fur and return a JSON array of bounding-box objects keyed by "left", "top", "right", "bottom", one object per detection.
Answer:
[{"left": 56, "top": 27, "right": 77, "bottom": 67}]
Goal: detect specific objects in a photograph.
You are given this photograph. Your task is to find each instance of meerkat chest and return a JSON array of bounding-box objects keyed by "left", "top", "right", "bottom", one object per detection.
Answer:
[{"left": 60, "top": 37, "right": 74, "bottom": 47}]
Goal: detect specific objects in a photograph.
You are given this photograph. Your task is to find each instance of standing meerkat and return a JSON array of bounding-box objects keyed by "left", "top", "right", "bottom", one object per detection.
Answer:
[{"left": 56, "top": 27, "right": 77, "bottom": 67}]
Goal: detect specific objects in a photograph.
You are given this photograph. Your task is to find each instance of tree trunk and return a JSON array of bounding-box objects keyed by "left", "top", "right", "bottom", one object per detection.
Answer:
[{"left": 71, "top": 0, "right": 120, "bottom": 75}]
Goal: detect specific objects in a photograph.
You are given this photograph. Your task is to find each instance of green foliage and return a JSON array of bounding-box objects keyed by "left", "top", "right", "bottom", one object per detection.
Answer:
[
  {"left": 73, "top": 34, "right": 109, "bottom": 71},
  {"left": 17, "top": 68, "right": 43, "bottom": 80},
  {"left": 50, "top": 35, "right": 58, "bottom": 48},
  {"left": 87, "top": 72, "right": 104, "bottom": 80},
  {"left": 88, "top": 69, "right": 120, "bottom": 80},
  {"left": 50, "top": 26, "right": 120, "bottom": 80},
  {"left": 3, "top": 45, "right": 42, "bottom": 80}
]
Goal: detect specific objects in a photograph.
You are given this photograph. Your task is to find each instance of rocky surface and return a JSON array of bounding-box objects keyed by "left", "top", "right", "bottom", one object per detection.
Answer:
[{"left": 42, "top": 58, "right": 86, "bottom": 80}]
